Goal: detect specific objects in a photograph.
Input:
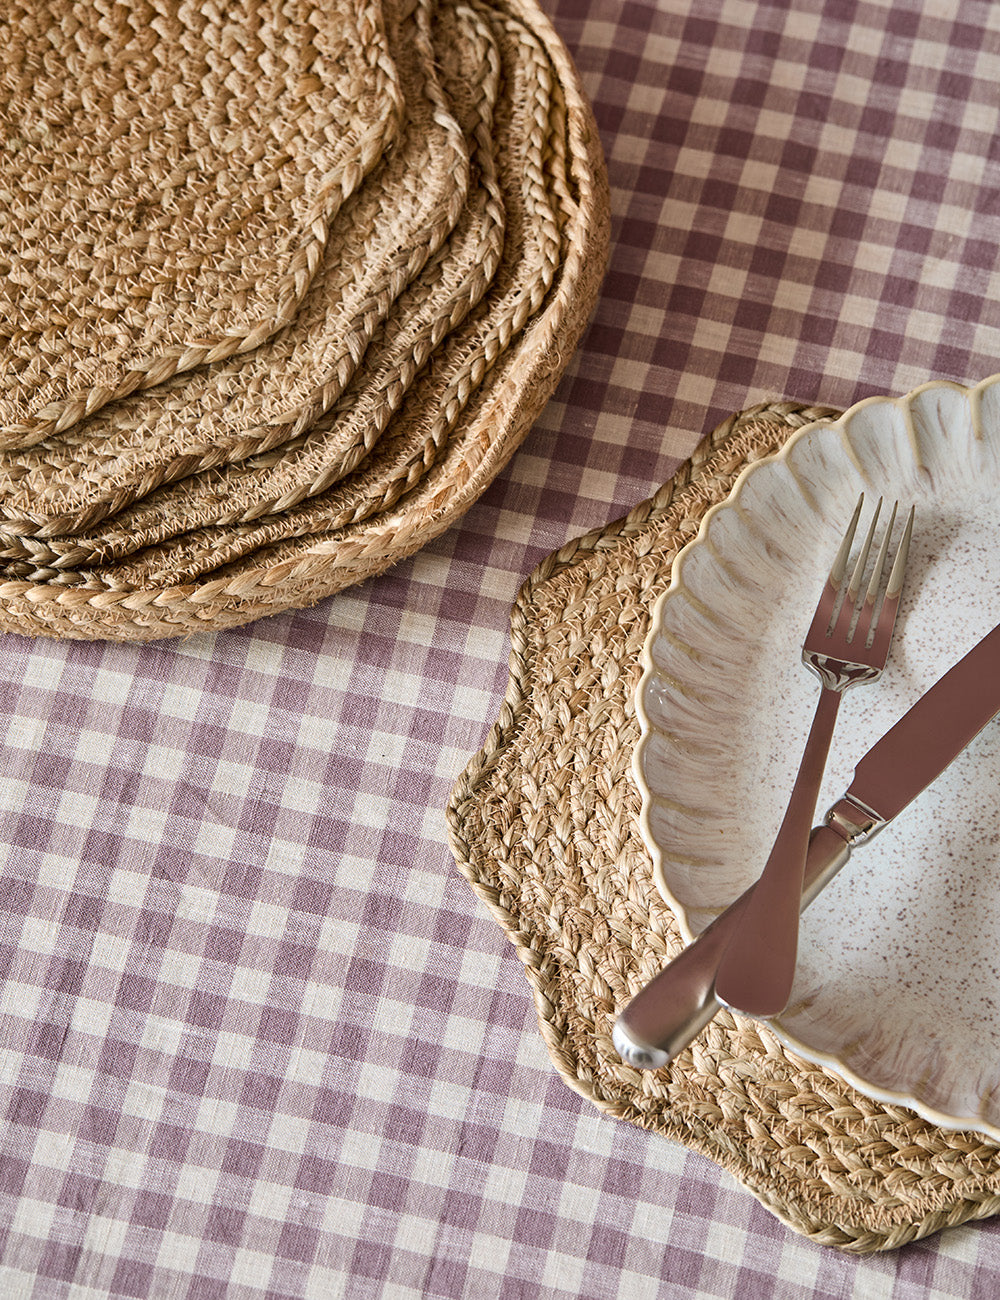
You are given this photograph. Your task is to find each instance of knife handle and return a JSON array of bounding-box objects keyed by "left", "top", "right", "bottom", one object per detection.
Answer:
[
  {"left": 713, "top": 686, "right": 842, "bottom": 1017},
  {"left": 612, "top": 824, "right": 853, "bottom": 1069}
]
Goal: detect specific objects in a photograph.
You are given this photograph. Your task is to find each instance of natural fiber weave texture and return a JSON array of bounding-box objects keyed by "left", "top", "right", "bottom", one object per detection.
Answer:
[
  {"left": 446, "top": 403, "right": 1000, "bottom": 1254},
  {"left": 0, "top": 0, "right": 505, "bottom": 570},
  {"left": 0, "top": 0, "right": 609, "bottom": 640},
  {"left": 0, "top": 0, "right": 470, "bottom": 539},
  {"left": 57, "top": 0, "right": 562, "bottom": 584},
  {"left": 0, "top": 0, "right": 400, "bottom": 444}
]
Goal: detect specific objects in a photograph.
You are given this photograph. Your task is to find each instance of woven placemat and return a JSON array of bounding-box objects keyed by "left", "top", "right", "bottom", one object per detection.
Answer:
[
  {"left": 0, "top": 0, "right": 505, "bottom": 571},
  {"left": 68, "top": 0, "right": 563, "bottom": 586},
  {"left": 0, "top": 0, "right": 400, "bottom": 445},
  {"left": 0, "top": 0, "right": 468, "bottom": 538},
  {"left": 0, "top": 0, "right": 609, "bottom": 640},
  {"left": 446, "top": 401, "right": 1000, "bottom": 1254}
]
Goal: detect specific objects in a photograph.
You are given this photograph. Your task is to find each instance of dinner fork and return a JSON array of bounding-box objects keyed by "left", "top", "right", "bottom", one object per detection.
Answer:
[{"left": 713, "top": 494, "right": 914, "bottom": 1018}]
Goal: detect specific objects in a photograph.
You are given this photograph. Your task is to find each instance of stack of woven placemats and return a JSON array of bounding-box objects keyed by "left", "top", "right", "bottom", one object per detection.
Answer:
[{"left": 0, "top": 0, "right": 608, "bottom": 641}]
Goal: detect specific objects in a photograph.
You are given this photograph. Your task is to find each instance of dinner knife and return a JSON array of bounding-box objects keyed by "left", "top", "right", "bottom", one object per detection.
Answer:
[{"left": 613, "top": 617, "right": 1000, "bottom": 1070}]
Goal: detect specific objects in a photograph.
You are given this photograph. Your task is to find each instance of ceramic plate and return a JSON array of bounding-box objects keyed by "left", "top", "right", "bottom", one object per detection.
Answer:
[{"left": 633, "top": 375, "right": 1000, "bottom": 1139}]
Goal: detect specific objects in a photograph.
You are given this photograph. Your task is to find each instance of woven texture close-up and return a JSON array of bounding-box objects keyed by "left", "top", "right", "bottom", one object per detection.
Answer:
[
  {"left": 0, "top": 0, "right": 401, "bottom": 444},
  {"left": 0, "top": 0, "right": 470, "bottom": 539}
]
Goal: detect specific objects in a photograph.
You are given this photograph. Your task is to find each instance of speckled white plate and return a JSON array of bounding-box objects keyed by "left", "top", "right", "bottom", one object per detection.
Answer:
[{"left": 633, "top": 375, "right": 1000, "bottom": 1140}]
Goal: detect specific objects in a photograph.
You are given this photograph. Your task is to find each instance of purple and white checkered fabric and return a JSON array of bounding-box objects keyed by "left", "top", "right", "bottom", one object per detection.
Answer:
[{"left": 3, "top": 1, "right": 1000, "bottom": 1296}]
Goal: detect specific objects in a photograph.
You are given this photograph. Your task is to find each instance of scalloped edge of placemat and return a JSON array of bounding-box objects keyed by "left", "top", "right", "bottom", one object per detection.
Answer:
[{"left": 447, "top": 400, "right": 1000, "bottom": 1253}]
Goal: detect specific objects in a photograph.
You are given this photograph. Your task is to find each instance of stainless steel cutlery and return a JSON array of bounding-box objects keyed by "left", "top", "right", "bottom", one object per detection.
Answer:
[
  {"left": 614, "top": 611, "right": 1000, "bottom": 1070},
  {"left": 714, "top": 496, "right": 913, "bottom": 1017},
  {"left": 613, "top": 502, "right": 1000, "bottom": 1069}
]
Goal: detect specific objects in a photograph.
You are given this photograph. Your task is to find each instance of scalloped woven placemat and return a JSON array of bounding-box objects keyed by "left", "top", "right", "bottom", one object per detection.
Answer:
[
  {"left": 447, "top": 401, "right": 1000, "bottom": 1253},
  {"left": 0, "top": 0, "right": 469, "bottom": 539},
  {"left": 0, "top": 0, "right": 609, "bottom": 641},
  {"left": 0, "top": 0, "right": 400, "bottom": 446}
]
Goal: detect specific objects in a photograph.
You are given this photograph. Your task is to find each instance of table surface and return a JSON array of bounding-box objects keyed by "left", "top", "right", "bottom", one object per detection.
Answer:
[{"left": 4, "top": 1, "right": 1000, "bottom": 1297}]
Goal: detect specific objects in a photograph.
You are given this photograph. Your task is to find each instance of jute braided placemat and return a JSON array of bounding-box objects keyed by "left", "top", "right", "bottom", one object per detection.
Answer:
[
  {"left": 0, "top": 0, "right": 609, "bottom": 640},
  {"left": 0, "top": 0, "right": 468, "bottom": 539},
  {"left": 0, "top": 0, "right": 505, "bottom": 572},
  {"left": 0, "top": 0, "right": 400, "bottom": 445},
  {"left": 446, "top": 402, "right": 1000, "bottom": 1253},
  {"left": 64, "top": 0, "right": 563, "bottom": 586}
]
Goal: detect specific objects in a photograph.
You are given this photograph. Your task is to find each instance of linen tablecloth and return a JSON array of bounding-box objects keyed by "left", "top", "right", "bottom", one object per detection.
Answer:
[{"left": 3, "top": 0, "right": 1000, "bottom": 1296}]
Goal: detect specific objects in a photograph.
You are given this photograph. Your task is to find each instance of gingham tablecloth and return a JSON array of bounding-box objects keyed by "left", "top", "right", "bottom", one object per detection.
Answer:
[{"left": 4, "top": 2, "right": 1000, "bottom": 1297}]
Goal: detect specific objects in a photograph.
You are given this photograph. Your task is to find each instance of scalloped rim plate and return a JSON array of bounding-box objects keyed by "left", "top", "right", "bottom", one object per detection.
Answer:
[{"left": 633, "top": 374, "right": 1000, "bottom": 1140}]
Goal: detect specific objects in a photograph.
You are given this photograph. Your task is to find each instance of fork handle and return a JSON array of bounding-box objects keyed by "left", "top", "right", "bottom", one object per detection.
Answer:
[
  {"left": 713, "top": 686, "right": 842, "bottom": 1017},
  {"left": 612, "top": 824, "right": 854, "bottom": 1068}
]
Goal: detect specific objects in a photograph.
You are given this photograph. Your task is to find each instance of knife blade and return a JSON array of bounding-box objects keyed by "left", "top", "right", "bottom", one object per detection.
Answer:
[{"left": 613, "top": 618, "right": 1000, "bottom": 1070}]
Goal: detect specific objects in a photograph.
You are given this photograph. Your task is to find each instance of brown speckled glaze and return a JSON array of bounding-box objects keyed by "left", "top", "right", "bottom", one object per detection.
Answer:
[{"left": 634, "top": 375, "right": 1000, "bottom": 1139}]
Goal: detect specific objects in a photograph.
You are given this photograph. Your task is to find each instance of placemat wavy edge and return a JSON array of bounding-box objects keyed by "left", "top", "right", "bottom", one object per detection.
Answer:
[{"left": 446, "top": 400, "right": 1000, "bottom": 1253}]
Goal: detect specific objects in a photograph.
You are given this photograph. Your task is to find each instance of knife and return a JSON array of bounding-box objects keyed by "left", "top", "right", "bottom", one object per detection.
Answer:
[{"left": 613, "top": 617, "right": 1000, "bottom": 1070}]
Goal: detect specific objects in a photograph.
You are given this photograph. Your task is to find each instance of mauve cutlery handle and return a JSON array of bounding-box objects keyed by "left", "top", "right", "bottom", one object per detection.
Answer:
[
  {"left": 713, "top": 686, "right": 842, "bottom": 1017},
  {"left": 612, "top": 825, "right": 852, "bottom": 1069}
]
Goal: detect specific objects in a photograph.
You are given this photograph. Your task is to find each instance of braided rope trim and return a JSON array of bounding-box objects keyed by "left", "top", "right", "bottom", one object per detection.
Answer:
[
  {"left": 446, "top": 402, "right": 1000, "bottom": 1253},
  {"left": 184, "top": 0, "right": 610, "bottom": 583}
]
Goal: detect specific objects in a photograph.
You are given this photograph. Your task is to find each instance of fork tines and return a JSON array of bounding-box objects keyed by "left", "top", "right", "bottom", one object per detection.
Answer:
[{"left": 812, "top": 494, "right": 914, "bottom": 653}]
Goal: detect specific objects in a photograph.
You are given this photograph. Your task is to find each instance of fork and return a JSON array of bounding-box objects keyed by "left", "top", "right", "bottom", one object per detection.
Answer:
[{"left": 713, "top": 494, "right": 914, "bottom": 1018}]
